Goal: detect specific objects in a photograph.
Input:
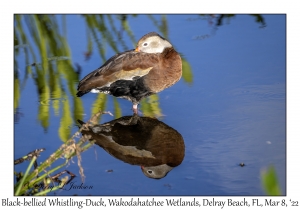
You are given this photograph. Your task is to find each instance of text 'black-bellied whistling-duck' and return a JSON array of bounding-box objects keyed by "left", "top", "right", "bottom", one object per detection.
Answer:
[{"left": 76, "top": 32, "right": 182, "bottom": 114}]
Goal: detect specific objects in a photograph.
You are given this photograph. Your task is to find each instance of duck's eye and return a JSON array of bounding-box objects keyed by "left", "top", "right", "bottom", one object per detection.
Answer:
[
  {"left": 143, "top": 42, "right": 148, "bottom": 47},
  {"left": 147, "top": 170, "right": 152, "bottom": 174}
]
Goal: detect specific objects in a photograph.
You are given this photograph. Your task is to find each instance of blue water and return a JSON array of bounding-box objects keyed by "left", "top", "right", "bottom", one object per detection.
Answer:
[{"left": 14, "top": 14, "right": 286, "bottom": 195}]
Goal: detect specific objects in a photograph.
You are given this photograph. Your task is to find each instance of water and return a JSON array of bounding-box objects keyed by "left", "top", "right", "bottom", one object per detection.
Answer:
[{"left": 13, "top": 14, "right": 286, "bottom": 195}]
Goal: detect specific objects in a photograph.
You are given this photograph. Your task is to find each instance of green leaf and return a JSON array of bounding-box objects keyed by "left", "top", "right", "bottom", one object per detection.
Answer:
[{"left": 261, "top": 165, "right": 282, "bottom": 195}]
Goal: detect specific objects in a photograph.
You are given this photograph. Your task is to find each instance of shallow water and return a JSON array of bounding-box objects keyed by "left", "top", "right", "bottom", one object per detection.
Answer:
[{"left": 14, "top": 14, "right": 286, "bottom": 195}]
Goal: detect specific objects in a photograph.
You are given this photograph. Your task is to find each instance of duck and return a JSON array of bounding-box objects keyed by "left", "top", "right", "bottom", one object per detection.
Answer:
[
  {"left": 78, "top": 114, "right": 185, "bottom": 179},
  {"left": 76, "top": 32, "right": 182, "bottom": 114}
]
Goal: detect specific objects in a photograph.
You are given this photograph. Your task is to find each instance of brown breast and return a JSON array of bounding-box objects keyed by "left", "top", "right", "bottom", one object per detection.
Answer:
[{"left": 144, "top": 47, "right": 182, "bottom": 93}]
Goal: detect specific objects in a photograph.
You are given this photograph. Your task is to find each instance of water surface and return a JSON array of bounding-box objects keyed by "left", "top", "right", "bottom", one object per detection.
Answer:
[{"left": 14, "top": 14, "right": 286, "bottom": 195}]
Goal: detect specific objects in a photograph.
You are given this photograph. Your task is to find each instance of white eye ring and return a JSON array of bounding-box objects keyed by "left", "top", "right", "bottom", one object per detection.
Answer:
[{"left": 143, "top": 42, "right": 148, "bottom": 47}]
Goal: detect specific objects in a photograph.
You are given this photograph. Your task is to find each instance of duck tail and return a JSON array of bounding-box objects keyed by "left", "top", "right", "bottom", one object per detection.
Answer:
[{"left": 76, "top": 90, "right": 90, "bottom": 97}]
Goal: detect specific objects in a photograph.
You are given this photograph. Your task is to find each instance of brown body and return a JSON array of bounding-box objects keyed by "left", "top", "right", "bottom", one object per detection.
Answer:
[
  {"left": 143, "top": 48, "right": 182, "bottom": 93},
  {"left": 80, "top": 115, "right": 185, "bottom": 178},
  {"left": 76, "top": 32, "right": 182, "bottom": 112}
]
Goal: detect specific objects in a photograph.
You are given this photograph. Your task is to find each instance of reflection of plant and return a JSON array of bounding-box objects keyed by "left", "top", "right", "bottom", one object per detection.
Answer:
[
  {"left": 198, "top": 14, "right": 266, "bottom": 28},
  {"left": 141, "top": 95, "right": 162, "bottom": 117},
  {"left": 192, "top": 15, "right": 266, "bottom": 41},
  {"left": 14, "top": 14, "right": 194, "bottom": 141},
  {"left": 14, "top": 111, "right": 107, "bottom": 196},
  {"left": 14, "top": 15, "right": 84, "bottom": 141},
  {"left": 14, "top": 71, "right": 21, "bottom": 112}
]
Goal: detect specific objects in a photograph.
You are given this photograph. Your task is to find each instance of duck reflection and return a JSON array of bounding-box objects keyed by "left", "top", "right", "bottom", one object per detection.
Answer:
[{"left": 79, "top": 114, "right": 185, "bottom": 179}]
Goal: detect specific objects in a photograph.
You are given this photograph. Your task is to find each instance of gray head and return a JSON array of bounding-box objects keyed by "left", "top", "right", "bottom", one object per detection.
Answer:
[
  {"left": 141, "top": 164, "right": 173, "bottom": 179},
  {"left": 135, "top": 32, "right": 172, "bottom": 53}
]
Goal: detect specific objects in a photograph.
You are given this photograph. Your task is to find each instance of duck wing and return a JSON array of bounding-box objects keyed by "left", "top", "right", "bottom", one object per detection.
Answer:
[{"left": 77, "top": 50, "right": 159, "bottom": 96}]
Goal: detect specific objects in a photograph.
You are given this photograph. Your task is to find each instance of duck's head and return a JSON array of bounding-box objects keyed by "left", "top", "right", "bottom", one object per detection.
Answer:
[
  {"left": 135, "top": 32, "right": 172, "bottom": 53},
  {"left": 141, "top": 164, "right": 173, "bottom": 179}
]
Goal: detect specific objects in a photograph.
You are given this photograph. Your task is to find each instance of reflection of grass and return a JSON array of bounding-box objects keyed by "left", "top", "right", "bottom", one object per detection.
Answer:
[
  {"left": 14, "top": 15, "right": 83, "bottom": 137},
  {"left": 14, "top": 14, "right": 194, "bottom": 141},
  {"left": 182, "top": 57, "right": 193, "bottom": 84},
  {"left": 14, "top": 72, "right": 20, "bottom": 111},
  {"left": 58, "top": 93, "right": 73, "bottom": 142},
  {"left": 140, "top": 94, "right": 162, "bottom": 117},
  {"left": 113, "top": 98, "right": 122, "bottom": 119},
  {"left": 147, "top": 14, "right": 168, "bottom": 38},
  {"left": 15, "top": 14, "right": 266, "bottom": 134},
  {"left": 14, "top": 111, "right": 106, "bottom": 196},
  {"left": 91, "top": 93, "right": 107, "bottom": 123}
]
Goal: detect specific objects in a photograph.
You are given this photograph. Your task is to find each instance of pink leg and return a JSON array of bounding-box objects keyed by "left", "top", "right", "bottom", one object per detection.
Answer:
[{"left": 132, "top": 104, "right": 138, "bottom": 114}]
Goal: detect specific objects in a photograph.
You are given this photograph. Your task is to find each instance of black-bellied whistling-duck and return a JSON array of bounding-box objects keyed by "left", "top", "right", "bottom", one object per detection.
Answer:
[{"left": 76, "top": 32, "right": 182, "bottom": 114}]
